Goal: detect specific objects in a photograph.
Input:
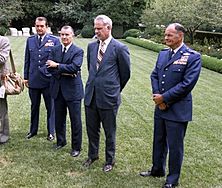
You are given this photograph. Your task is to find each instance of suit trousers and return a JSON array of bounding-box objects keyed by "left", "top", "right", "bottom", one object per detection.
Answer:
[
  {"left": 0, "top": 96, "right": 9, "bottom": 143},
  {"left": 28, "top": 87, "right": 54, "bottom": 135},
  {"left": 54, "top": 89, "right": 82, "bottom": 150},
  {"left": 85, "top": 93, "right": 118, "bottom": 165},
  {"left": 152, "top": 115, "right": 188, "bottom": 184}
]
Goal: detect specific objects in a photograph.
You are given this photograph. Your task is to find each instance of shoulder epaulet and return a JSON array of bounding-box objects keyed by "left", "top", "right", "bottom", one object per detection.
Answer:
[
  {"left": 48, "top": 35, "right": 58, "bottom": 39},
  {"left": 182, "top": 52, "right": 191, "bottom": 56},
  {"left": 186, "top": 47, "right": 197, "bottom": 54},
  {"left": 29, "top": 35, "right": 35, "bottom": 38},
  {"left": 161, "top": 47, "right": 170, "bottom": 51}
]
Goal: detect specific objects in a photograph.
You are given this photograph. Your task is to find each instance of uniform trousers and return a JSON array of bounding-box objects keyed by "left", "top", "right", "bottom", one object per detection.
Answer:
[
  {"left": 152, "top": 115, "right": 188, "bottom": 184},
  {"left": 28, "top": 87, "right": 54, "bottom": 135}
]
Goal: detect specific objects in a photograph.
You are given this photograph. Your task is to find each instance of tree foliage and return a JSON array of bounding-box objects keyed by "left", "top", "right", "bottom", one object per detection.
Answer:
[
  {"left": 53, "top": 0, "right": 92, "bottom": 26},
  {"left": 141, "top": 0, "right": 222, "bottom": 44},
  {"left": 0, "top": 0, "right": 23, "bottom": 27},
  {"left": 1, "top": 0, "right": 147, "bottom": 34},
  {"left": 20, "top": 0, "right": 55, "bottom": 27},
  {"left": 52, "top": 0, "right": 146, "bottom": 29}
]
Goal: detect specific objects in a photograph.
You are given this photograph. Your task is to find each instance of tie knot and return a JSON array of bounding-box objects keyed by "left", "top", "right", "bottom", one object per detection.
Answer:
[
  {"left": 63, "top": 47, "right": 66, "bottom": 53},
  {"left": 101, "top": 42, "right": 105, "bottom": 48}
]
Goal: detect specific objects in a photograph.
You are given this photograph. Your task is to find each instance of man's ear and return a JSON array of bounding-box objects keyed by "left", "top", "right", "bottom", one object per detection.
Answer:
[{"left": 178, "top": 31, "right": 184, "bottom": 39}]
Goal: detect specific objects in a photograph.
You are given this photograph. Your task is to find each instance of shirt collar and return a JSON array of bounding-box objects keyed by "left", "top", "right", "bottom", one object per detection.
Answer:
[
  {"left": 99, "top": 35, "right": 112, "bottom": 47},
  {"left": 62, "top": 43, "right": 72, "bottom": 52},
  {"left": 172, "top": 42, "right": 184, "bottom": 54},
  {"left": 38, "top": 34, "right": 46, "bottom": 41}
]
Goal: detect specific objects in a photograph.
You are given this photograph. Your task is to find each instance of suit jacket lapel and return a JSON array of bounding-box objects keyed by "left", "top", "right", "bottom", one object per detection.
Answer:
[
  {"left": 63, "top": 44, "right": 74, "bottom": 63},
  {"left": 97, "top": 39, "right": 114, "bottom": 71},
  {"left": 35, "top": 35, "right": 39, "bottom": 47},
  {"left": 93, "top": 42, "right": 99, "bottom": 71}
]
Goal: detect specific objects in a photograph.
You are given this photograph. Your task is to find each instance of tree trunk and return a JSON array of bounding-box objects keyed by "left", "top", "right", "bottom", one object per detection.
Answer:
[
  {"left": 187, "top": 28, "right": 194, "bottom": 45},
  {"left": 190, "top": 32, "right": 194, "bottom": 45}
]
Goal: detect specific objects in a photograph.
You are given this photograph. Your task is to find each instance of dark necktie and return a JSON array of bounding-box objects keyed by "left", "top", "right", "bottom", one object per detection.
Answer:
[
  {"left": 61, "top": 47, "right": 66, "bottom": 62},
  {"left": 39, "top": 37, "right": 42, "bottom": 46},
  {"left": 97, "top": 42, "right": 105, "bottom": 69},
  {"left": 168, "top": 50, "right": 174, "bottom": 60}
]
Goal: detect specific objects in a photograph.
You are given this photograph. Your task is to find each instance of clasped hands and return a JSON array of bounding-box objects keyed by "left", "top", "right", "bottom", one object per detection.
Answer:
[{"left": 152, "top": 94, "right": 167, "bottom": 110}]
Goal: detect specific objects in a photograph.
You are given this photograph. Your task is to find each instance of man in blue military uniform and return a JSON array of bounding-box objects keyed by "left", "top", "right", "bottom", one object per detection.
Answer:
[
  {"left": 140, "top": 23, "right": 202, "bottom": 188},
  {"left": 24, "top": 17, "right": 60, "bottom": 141}
]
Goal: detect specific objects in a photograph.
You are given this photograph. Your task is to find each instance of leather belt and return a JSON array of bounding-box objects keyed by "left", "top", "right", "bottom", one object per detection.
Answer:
[
  {"left": 61, "top": 73, "right": 76, "bottom": 77},
  {"left": 60, "top": 71, "right": 80, "bottom": 77}
]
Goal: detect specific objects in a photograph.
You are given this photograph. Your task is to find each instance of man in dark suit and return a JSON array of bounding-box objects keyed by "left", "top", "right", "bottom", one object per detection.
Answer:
[
  {"left": 24, "top": 17, "right": 60, "bottom": 141},
  {"left": 140, "top": 23, "right": 202, "bottom": 188},
  {"left": 83, "top": 15, "right": 131, "bottom": 172},
  {"left": 46, "top": 26, "right": 84, "bottom": 157}
]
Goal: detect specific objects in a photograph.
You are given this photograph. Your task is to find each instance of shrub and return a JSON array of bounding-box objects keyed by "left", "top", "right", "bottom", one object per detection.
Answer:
[
  {"left": 202, "top": 55, "right": 222, "bottom": 73},
  {"left": 81, "top": 25, "right": 94, "bottom": 38},
  {"left": 74, "top": 29, "right": 82, "bottom": 37},
  {"left": 190, "top": 43, "right": 222, "bottom": 59},
  {"left": 125, "top": 37, "right": 166, "bottom": 53},
  {"left": 0, "top": 26, "right": 8, "bottom": 36},
  {"left": 141, "top": 26, "right": 164, "bottom": 40},
  {"left": 122, "top": 29, "right": 141, "bottom": 39},
  {"left": 125, "top": 37, "right": 222, "bottom": 74},
  {"left": 112, "top": 25, "right": 124, "bottom": 39}
]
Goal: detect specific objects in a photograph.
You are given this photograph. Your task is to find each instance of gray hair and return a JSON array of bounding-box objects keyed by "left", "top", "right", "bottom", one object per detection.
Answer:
[
  {"left": 94, "top": 15, "right": 112, "bottom": 28},
  {"left": 169, "top": 23, "right": 186, "bottom": 33}
]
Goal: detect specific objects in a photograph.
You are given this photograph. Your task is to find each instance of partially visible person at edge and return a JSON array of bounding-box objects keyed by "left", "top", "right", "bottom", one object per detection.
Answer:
[
  {"left": 46, "top": 26, "right": 84, "bottom": 157},
  {"left": 0, "top": 36, "right": 10, "bottom": 144},
  {"left": 83, "top": 15, "right": 131, "bottom": 172},
  {"left": 24, "top": 17, "right": 60, "bottom": 141},
  {"left": 140, "top": 23, "right": 202, "bottom": 188}
]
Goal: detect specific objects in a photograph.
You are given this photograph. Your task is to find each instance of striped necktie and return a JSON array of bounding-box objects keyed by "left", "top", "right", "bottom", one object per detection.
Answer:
[{"left": 97, "top": 42, "right": 105, "bottom": 69}]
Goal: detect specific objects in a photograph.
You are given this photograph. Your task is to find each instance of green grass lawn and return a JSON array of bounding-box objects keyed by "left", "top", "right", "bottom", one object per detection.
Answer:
[{"left": 0, "top": 37, "right": 222, "bottom": 188}]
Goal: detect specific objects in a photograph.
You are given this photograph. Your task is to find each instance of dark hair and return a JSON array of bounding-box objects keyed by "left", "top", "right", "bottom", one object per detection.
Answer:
[
  {"left": 35, "top": 17, "right": 48, "bottom": 27},
  {"left": 60, "top": 25, "right": 74, "bottom": 35},
  {"left": 174, "top": 23, "right": 186, "bottom": 33}
]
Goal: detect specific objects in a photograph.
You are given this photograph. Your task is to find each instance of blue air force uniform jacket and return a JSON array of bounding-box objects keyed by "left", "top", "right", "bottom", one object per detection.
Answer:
[
  {"left": 151, "top": 44, "right": 202, "bottom": 122},
  {"left": 24, "top": 34, "right": 60, "bottom": 89}
]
